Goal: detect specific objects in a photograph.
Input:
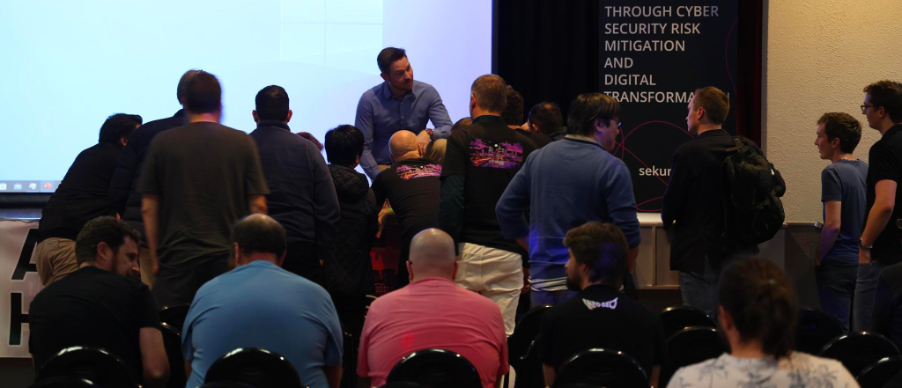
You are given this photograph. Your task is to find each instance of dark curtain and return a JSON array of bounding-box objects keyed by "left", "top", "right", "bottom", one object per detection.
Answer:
[{"left": 493, "top": 0, "right": 763, "bottom": 146}]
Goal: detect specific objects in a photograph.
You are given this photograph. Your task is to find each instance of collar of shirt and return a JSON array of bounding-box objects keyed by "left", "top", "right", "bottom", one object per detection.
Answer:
[
  {"left": 408, "top": 276, "right": 456, "bottom": 287},
  {"left": 381, "top": 82, "right": 417, "bottom": 101},
  {"left": 397, "top": 157, "right": 436, "bottom": 166},
  {"left": 174, "top": 109, "right": 186, "bottom": 118},
  {"left": 472, "top": 115, "right": 506, "bottom": 124},
  {"left": 885, "top": 124, "right": 902, "bottom": 138},
  {"left": 563, "top": 136, "right": 604, "bottom": 150},
  {"left": 696, "top": 128, "right": 729, "bottom": 138},
  {"left": 255, "top": 120, "right": 291, "bottom": 131},
  {"left": 581, "top": 283, "right": 622, "bottom": 299}
]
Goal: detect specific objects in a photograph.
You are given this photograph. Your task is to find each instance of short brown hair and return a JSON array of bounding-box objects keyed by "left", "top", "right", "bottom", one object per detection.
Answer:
[
  {"left": 817, "top": 112, "right": 862, "bottom": 154},
  {"left": 451, "top": 117, "right": 472, "bottom": 132},
  {"left": 563, "top": 221, "right": 628, "bottom": 286},
  {"left": 471, "top": 75, "right": 508, "bottom": 114},
  {"left": 693, "top": 86, "right": 730, "bottom": 125},
  {"left": 529, "top": 102, "right": 563, "bottom": 135},
  {"left": 567, "top": 93, "right": 620, "bottom": 137},
  {"left": 501, "top": 87, "right": 524, "bottom": 125},
  {"left": 75, "top": 217, "right": 141, "bottom": 265},
  {"left": 864, "top": 80, "right": 902, "bottom": 123}
]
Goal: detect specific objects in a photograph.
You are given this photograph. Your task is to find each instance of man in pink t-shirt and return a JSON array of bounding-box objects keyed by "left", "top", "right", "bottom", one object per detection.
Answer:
[{"left": 357, "top": 228, "right": 509, "bottom": 388}]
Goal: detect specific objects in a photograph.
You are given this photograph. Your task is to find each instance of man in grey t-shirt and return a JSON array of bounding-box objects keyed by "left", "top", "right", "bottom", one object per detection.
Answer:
[
  {"left": 139, "top": 72, "right": 269, "bottom": 307},
  {"left": 814, "top": 112, "right": 867, "bottom": 331}
]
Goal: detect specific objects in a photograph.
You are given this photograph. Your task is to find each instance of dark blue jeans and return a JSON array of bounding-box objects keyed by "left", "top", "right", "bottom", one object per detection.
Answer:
[
  {"left": 679, "top": 259, "right": 719, "bottom": 319},
  {"left": 855, "top": 260, "right": 887, "bottom": 331},
  {"left": 816, "top": 260, "right": 857, "bottom": 331}
]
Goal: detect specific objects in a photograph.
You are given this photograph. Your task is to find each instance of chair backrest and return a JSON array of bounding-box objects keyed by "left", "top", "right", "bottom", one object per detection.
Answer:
[
  {"left": 553, "top": 348, "right": 648, "bottom": 387},
  {"left": 159, "top": 304, "right": 191, "bottom": 330},
  {"left": 796, "top": 307, "right": 845, "bottom": 354},
  {"left": 386, "top": 348, "right": 482, "bottom": 388},
  {"left": 820, "top": 332, "right": 902, "bottom": 376},
  {"left": 205, "top": 348, "right": 302, "bottom": 388},
  {"left": 160, "top": 322, "right": 186, "bottom": 388},
  {"left": 37, "top": 346, "right": 137, "bottom": 388},
  {"left": 660, "top": 326, "right": 725, "bottom": 388},
  {"left": 858, "top": 356, "right": 902, "bottom": 388},
  {"left": 509, "top": 305, "right": 554, "bottom": 366},
  {"left": 659, "top": 306, "right": 716, "bottom": 338},
  {"left": 28, "top": 376, "right": 100, "bottom": 388}
]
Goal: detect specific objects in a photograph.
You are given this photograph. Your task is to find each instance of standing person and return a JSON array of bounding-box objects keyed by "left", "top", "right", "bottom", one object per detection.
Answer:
[
  {"left": 182, "top": 215, "right": 343, "bottom": 388},
  {"left": 497, "top": 93, "right": 640, "bottom": 306},
  {"left": 36, "top": 113, "right": 142, "bottom": 285},
  {"left": 813, "top": 112, "right": 867, "bottom": 331},
  {"left": 661, "top": 86, "right": 761, "bottom": 318},
  {"left": 249, "top": 85, "right": 340, "bottom": 283},
  {"left": 139, "top": 71, "right": 270, "bottom": 307},
  {"left": 109, "top": 69, "right": 201, "bottom": 287},
  {"left": 322, "top": 125, "right": 378, "bottom": 334},
  {"left": 371, "top": 130, "right": 441, "bottom": 288},
  {"left": 667, "top": 258, "right": 858, "bottom": 388},
  {"left": 525, "top": 102, "right": 565, "bottom": 148},
  {"left": 440, "top": 74, "right": 536, "bottom": 335},
  {"left": 857, "top": 80, "right": 902, "bottom": 331},
  {"left": 355, "top": 47, "right": 453, "bottom": 179}
]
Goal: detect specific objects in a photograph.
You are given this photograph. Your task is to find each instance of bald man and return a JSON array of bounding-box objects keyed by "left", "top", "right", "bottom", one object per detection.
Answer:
[
  {"left": 182, "top": 215, "right": 343, "bottom": 388},
  {"left": 371, "top": 130, "right": 443, "bottom": 288},
  {"left": 358, "top": 229, "right": 509, "bottom": 388}
]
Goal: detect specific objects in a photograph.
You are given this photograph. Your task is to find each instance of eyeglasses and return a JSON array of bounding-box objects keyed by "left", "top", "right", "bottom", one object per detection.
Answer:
[{"left": 861, "top": 104, "right": 876, "bottom": 112}]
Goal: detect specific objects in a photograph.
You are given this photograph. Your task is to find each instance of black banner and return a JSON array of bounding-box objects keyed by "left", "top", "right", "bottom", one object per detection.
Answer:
[{"left": 599, "top": 2, "right": 738, "bottom": 212}]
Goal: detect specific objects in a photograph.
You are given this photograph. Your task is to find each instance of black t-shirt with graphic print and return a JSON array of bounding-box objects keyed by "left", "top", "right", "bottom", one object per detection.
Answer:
[
  {"left": 441, "top": 115, "right": 535, "bottom": 253},
  {"left": 372, "top": 157, "right": 442, "bottom": 261},
  {"left": 539, "top": 284, "right": 667, "bottom": 373}
]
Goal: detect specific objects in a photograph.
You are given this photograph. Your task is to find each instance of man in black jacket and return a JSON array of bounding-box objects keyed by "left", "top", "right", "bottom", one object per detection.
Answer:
[
  {"left": 109, "top": 69, "right": 200, "bottom": 287},
  {"left": 249, "top": 85, "right": 340, "bottom": 282},
  {"left": 35, "top": 114, "right": 142, "bottom": 285}
]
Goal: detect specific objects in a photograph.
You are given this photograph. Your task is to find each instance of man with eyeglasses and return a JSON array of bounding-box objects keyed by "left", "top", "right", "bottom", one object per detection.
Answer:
[
  {"left": 855, "top": 80, "right": 902, "bottom": 331},
  {"left": 497, "top": 93, "right": 640, "bottom": 307},
  {"left": 660, "top": 86, "right": 754, "bottom": 318}
]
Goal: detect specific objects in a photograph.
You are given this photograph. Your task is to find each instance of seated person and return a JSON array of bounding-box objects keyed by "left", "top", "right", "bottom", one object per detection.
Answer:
[
  {"left": 29, "top": 217, "right": 168, "bottom": 388},
  {"left": 357, "top": 229, "right": 508, "bottom": 388},
  {"left": 668, "top": 258, "right": 857, "bottom": 388},
  {"left": 540, "top": 222, "right": 665, "bottom": 387},
  {"left": 182, "top": 215, "right": 343, "bottom": 388},
  {"left": 36, "top": 113, "right": 142, "bottom": 285}
]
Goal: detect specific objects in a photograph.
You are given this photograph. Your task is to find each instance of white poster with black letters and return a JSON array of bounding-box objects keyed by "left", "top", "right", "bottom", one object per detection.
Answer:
[{"left": 0, "top": 219, "right": 42, "bottom": 358}]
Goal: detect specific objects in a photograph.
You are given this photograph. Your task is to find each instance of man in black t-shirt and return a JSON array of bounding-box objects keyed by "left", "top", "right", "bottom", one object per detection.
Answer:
[
  {"left": 372, "top": 130, "right": 441, "bottom": 288},
  {"left": 29, "top": 217, "right": 168, "bottom": 388},
  {"left": 539, "top": 222, "right": 666, "bottom": 388},
  {"left": 139, "top": 72, "right": 270, "bottom": 307},
  {"left": 35, "top": 114, "right": 142, "bottom": 286},
  {"left": 856, "top": 80, "right": 902, "bottom": 331},
  {"left": 439, "top": 74, "right": 536, "bottom": 335},
  {"left": 524, "top": 101, "right": 565, "bottom": 148}
]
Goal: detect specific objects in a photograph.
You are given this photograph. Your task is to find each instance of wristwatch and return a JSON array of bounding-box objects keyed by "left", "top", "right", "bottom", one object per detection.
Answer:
[
  {"left": 860, "top": 238, "right": 874, "bottom": 249},
  {"left": 425, "top": 128, "right": 434, "bottom": 139}
]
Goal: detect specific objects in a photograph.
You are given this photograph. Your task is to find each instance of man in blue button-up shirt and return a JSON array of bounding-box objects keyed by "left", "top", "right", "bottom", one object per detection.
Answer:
[{"left": 355, "top": 47, "right": 453, "bottom": 179}]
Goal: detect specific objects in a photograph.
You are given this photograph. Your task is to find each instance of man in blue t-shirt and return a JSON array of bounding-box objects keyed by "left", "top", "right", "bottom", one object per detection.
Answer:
[
  {"left": 182, "top": 215, "right": 343, "bottom": 388},
  {"left": 814, "top": 112, "right": 867, "bottom": 331}
]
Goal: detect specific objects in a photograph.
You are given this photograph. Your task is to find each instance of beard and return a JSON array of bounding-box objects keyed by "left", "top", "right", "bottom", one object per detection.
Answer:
[{"left": 565, "top": 274, "right": 582, "bottom": 291}]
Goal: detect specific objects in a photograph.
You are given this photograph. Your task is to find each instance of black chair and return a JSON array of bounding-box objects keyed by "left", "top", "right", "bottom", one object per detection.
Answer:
[
  {"left": 553, "top": 348, "right": 648, "bottom": 388},
  {"left": 28, "top": 377, "right": 100, "bottom": 388},
  {"left": 160, "top": 304, "right": 191, "bottom": 330},
  {"left": 515, "top": 337, "right": 546, "bottom": 388},
  {"left": 660, "top": 327, "right": 725, "bottom": 388},
  {"left": 796, "top": 307, "right": 845, "bottom": 354},
  {"left": 858, "top": 356, "right": 902, "bottom": 388},
  {"left": 38, "top": 346, "right": 137, "bottom": 388},
  {"left": 659, "top": 306, "right": 716, "bottom": 338},
  {"left": 508, "top": 305, "right": 553, "bottom": 381},
  {"left": 820, "top": 332, "right": 901, "bottom": 377},
  {"left": 205, "top": 348, "right": 302, "bottom": 388},
  {"left": 386, "top": 348, "right": 482, "bottom": 388},
  {"left": 160, "top": 322, "right": 186, "bottom": 388}
]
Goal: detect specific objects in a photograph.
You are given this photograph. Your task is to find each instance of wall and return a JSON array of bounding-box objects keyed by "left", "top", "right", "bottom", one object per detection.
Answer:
[{"left": 764, "top": 0, "right": 902, "bottom": 222}]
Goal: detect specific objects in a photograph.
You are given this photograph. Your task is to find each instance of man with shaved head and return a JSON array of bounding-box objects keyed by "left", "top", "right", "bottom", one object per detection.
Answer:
[
  {"left": 358, "top": 229, "right": 508, "bottom": 388},
  {"left": 182, "top": 214, "right": 343, "bottom": 388},
  {"left": 371, "top": 130, "right": 442, "bottom": 287}
]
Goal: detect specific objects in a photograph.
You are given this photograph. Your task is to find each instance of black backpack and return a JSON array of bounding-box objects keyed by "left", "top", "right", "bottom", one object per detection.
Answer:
[{"left": 722, "top": 136, "right": 786, "bottom": 247}]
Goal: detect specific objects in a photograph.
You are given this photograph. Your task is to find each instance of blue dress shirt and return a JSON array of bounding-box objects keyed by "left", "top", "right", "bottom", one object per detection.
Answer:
[{"left": 355, "top": 80, "right": 453, "bottom": 179}]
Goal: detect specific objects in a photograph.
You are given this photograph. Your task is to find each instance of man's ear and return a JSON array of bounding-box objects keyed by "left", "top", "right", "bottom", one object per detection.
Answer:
[
  {"left": 232, "top": 242, "right": 242, "bottom": 265},
  {"left": 285, "top": 110, "right": 293, "bottom": 124},
  {"left": 407, "top": 261, "right": 415, "bottom": 282},
  {"left": 119, "top": 136, "right": 128, "bottom": 148},
  {"left": 252, "top": 110, "right": 259, "bottom": 123},
  {"left": 696, "top": 106, "right": 707, "bottom": 122},
  {"left": 452, "top": 261, "right": 459, "bottom": 281},
  {"left": 276, "top": 250, "right": 286, "bottom": 267},
  {"left": 96, "top": 241, "right": 112, "bottom": 264},
  {"left": 717, "top": 305, "right": 731, "bottom": 329},
  {"left": 380, "top": 73, "right": 389, "bottom": 83},
  {"left": 830, "top": 137, "right": 841, "bottom": 150}
]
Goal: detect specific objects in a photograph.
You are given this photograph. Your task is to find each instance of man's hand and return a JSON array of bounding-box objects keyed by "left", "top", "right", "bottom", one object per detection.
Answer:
[
  {"left": 860, "top": 246, "right": 872, "bottom": 265},
  {"left": 521, "top": 267, "right": 530, "bottom": 294},
  {"left": 152, "top": 255, "right": 159, "bottom": 275},
  {"left": 417, "top": 129, "right": 432, "bottom": 150}
]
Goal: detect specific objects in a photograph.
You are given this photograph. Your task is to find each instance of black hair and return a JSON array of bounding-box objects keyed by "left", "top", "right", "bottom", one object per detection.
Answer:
[
  {"left": 98, "top": 113, "right": 142, "bottom": 145},
  {"left": 718, "top": 257, "right": 798, "bottom": 358},
  {"left": 75, "top": 216, "right": 141, "bottom": 265},
  {"left": 176, "top": 69, "right": 202, "bottom": 104},
  {"left": 563, "top": 221, "right": 628, "bottom": 287},
  {"left": 501, "top": 87, "right": 524, "bottom": 125},
  {"left": 184, "top": 71, "right": 222, "bottom": 114},
  {"left": 528, "top": 102, "right": 563, "bottom": 135},
  {"left": 567, "top": 93, "right": 620, "bottom": 136},
  {"left": 377, "top": 47, "right": 407, "bottom": 74},
  {"left": 864, "top": 80, "right": 902, "bottom": 123},
  {"left": 231, "top": 215, "right": 286, "bottom": 257},
  {"left": 324, "top": 125, "right": 364, "bottom": 167},
  {"left": 255, "top": 85, "right": 290, "bottom": 121},
  {"left": 818, "top": 112, "right": 862, "bottom": 154}
]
